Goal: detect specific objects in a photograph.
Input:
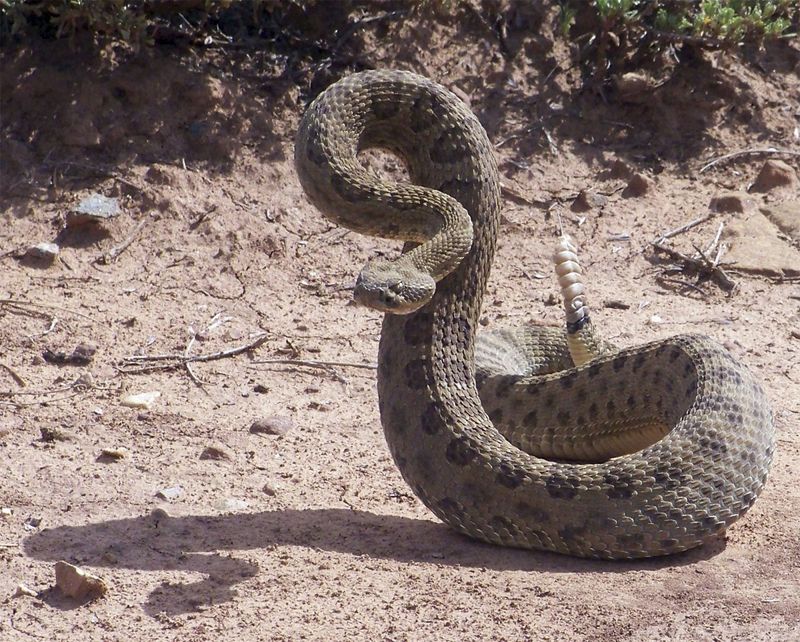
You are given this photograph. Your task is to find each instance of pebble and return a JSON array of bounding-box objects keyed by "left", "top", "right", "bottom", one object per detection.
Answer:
[
  {"left": 750, "top": 160, "right": 797, "bottom": 193},
  {"left": 709, "top": 192, "right": 756, "bottom": 214},
  {"left": 249, "top": 415, "right": 293, "bottom": 436},
  {"left": 26, "top": 242, "right": 60, "bottom": 262},
  {"left": 622, "top": 173, "right": 651, "bottom": 198},
  {"left": 71, "top": 341, "right": 97, "bottom": 365},
  {"left": 262, "top": 483, "right": 277, "bottom": 496},
  {"left": 608, "top": 159, "right": 632, "bottom": 179},
  {"left": 761, "top": 201, "right": 800, "bottom": 242},
  {"left": 66, "top": 194, "right": 121, "bottom": 227},
  {"left": 42, "top": 342, "right": 98, "bottom": 366},
  {"left": 99, "top": 447, "right": 127, "bottom": 460},
  {"left": 149, "top": 507, "right": 170, "bottom": 524},
  {"left": 54, "top": 561, "right": 107, "bottom": 600},
  {"left": 199, "top": 444, "right": 233, "bottom": 461},
  {"left": 40, "top": 426, "right": 74, "bottom": 442},
  {"left": 155, "top": 485, "right": 182, "bottom": 501},
  {"left": 614, "top": 71, "right": 653, "bottom": 102},
  {"left": 214, "top": 498, "right": 249, "bottom": 512},
  {"left": 12, "top": 584, "right": 38, "bottom": 599},
  {"left": 571, "top": 189, "right": 608, "bottom": 212},
  {"left": 121, "top": 391, "right": 161, "bottom": 410}
]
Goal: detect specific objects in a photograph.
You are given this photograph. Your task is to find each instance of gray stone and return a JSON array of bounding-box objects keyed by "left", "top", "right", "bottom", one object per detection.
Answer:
[
  {"left": 250, "top": 415, "right": 293, "bottom": 436},
  {"left": 26, "top": 242, "right": 59, "bottom": 262},
  {"left": 66, "top": 194, "right": 121, "bottom": 227},
  {"left": 571, "top": 190, "right": 608, "bottom": 212}
]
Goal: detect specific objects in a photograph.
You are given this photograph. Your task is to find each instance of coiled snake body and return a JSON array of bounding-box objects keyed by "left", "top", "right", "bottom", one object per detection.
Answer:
[{"left": 295, "top": 70, "right": 775, "bottom": 559}]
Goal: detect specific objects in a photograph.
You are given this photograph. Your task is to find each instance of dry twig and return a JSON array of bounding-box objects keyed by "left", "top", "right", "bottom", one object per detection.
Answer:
[
  {"left": 0, "top": 298, "right": 94, "bottom": 322},
  {"left": 120, "top": 332, "right": 270, "bottom": 378},
  {"left": 0, "top": 363, "right": 27, "bottom": 387},
  {"left": 652, "top": 213, "right": 714, "bottom": 245},
  {"left": 251, "top": 358, "right": 377, "bottom": 370},
  {"left": 652, "top": 242, "right": 736, "bottom": 292},
  {"left": 98, "top": 218, "right": 148, "bottom": 264},
  {"left": 699, "top": 147, "right": 800, "bottom": 174}
]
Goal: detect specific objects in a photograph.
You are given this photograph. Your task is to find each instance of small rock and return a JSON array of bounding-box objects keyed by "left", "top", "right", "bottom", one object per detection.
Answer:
[
  {"left": 12, "top": 584, "right": 38, "bottom": 599},
  {"left": 608, "top": 159, "right": 632, "bottom": 180},
  {"left": 149, "top": 507, "right": 170, "bottom": 523},
  {"left": 40, "top": 426, "right": 73, "bottom": 443},
  {"left": 66, "top": 194, "right": 121, "bottom": 227},
  {"left": 750, "top": 160, "right": 797, "bottom": 193},
  {"left": 54, "top": 561, "right": 107, "bottom": 600},
  {"left": 121, "top": 391, "right": 161, "bottom": 410},
  {"left": 144, "top": 166, "right": 174, "bottom": 186},
  {"left": 709, "top": 192, "right": 756, "bottom": 214},
  {"left": 615, "top": 72, "right": 653, "bottom": 102},
  {"left": 214, "top": 498, "right": 249, "bottom": 512},
  {"left": 26, "top": 242, "right": 60, "bottom": 262},
  {"left": 23, "top": 516, "right": 42, "bottom": 531},
  {"left": 722, "top": 211, "right": 800, "bottom": 276},
  {"left": 75, "top": 372, "right": 95, "bottom": 388},
  {"left": 199, "top": 444, "right": 233, "bottom": 461},
  {"left": 98, "top": 447, "right": 127, "bottom": 461},
  {"left": 262, "top": 483, "right": 277, "bottom": 496},
  {"left": 249, "top": 416, "right": 293, "bottom": 436},
  {"left": 101, "top": 549, "right": 119, "bottom": 565},
  {"left": 1, "top": 507, "right": 12, "bottom": 518},
  {"left": 253, "top": 384, "right": 269, "bottom": 394},
  {"left": 761, "top": 201, "right": 800, "bottom": 242},
  {"left": 71, "top": 342, "right": 97, "bottom": 365},
  {"left": 622, "top": 173, "right": 651, "bottom": 198},
  {"left": 648, "top": 314, "right": 664, "bottom": 325},
  {"left": 571, "top": 189, "right": 608, "bottom": 212},
  {"left": 309, "top": 400, "right": 333, "bottom": 412},
  {"left": 42, "top": 343, "right": 97, "bottom": 366},
  {"left": 155, "top": 485, "right": 182, "bottom": 501}
]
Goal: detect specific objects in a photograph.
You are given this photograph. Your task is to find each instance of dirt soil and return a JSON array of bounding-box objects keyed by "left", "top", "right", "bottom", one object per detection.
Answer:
[{"left": 1, "top": 5, "right": 799, "bottom": 641}]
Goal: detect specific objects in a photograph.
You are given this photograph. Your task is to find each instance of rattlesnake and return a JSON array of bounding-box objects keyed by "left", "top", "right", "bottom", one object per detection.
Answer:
[{"left": 294, "top": 70, "right": 775, "bottom": 559}]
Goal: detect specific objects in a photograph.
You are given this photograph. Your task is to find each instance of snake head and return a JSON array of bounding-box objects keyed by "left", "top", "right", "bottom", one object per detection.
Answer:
[{"left": 354, "top": 259, "right": 435, "bottom": 314}]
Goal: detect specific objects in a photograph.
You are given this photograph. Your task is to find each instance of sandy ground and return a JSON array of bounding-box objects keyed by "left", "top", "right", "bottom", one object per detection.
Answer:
[{"left": 1, "top": 5, "right": 799, "bottom": 641}]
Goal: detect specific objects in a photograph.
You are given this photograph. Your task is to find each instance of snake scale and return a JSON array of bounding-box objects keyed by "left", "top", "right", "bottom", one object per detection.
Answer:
[{"left": 294, "top": 70, "right": 775, "bottom": 559}]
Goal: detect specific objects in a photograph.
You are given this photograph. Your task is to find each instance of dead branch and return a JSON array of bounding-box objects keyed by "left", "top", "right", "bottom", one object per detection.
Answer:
[
  {"left": 0, "top": 363, "right": 27, "bottom": 387},
  {"left": 651, "top": 242, "right": 737, "bottom": 292},
  {"left": 251, "top": 358, "right": 377, "bottom": 370},
  {"left": 120, "top": 332, "right": 270, "bottom": 377},
  {"left": 98, "top": 218, "right": 148, "bottom": 264},
  {"left": 652, "top": 213, "right": 714, "bottom": 245},
  {"left": 0, "top": 298, "right": 94, "bottom": 322},
  {"left": 699, "top": 147, "right": 800, "bottom": 174}
]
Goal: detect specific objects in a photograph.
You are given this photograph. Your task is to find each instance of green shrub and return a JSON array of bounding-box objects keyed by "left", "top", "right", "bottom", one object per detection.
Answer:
[{"left": 560, "top": 0, "right": 797, "bottom": 82}]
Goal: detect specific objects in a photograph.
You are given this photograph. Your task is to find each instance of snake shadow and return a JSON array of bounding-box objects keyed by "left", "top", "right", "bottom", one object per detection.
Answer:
[{"left": 23, "top": 507, "right": 726, "bottom": 616}]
